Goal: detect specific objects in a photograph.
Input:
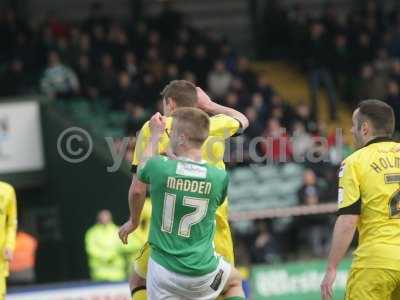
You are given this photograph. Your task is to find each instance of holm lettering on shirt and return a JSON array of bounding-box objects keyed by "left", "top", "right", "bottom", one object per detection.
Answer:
[{"left": 370, "top": 156, "right": 400, "bottom": 173}]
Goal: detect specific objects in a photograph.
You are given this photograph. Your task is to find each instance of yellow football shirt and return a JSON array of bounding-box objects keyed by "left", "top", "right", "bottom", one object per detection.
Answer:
[
  {"left": 338, "top": 137, "right": 400, "bottom": 271},
  {"left": 0, "top": 181, "right": 17, "bottom": 278},
  {"left": 132, "top": 114, "right": 241, "bottom": 170}
]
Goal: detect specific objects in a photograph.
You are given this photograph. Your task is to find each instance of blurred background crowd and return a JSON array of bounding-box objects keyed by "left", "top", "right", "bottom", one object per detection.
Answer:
[{"left": 261, "top": 0, "right": 400, "bottom": 126}]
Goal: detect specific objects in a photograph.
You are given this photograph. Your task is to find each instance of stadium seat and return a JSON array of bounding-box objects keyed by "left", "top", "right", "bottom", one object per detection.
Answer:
[
  {"left": 275, "top": 179, "right": 301, "bottom": 196},
  {"left": 229, "top": 198, "right": 259, "bottom": 212},
  {"left": 68, "top": 100, "right": 91, "bottom": 114},
  {"left": 280, "top": 163, "right": 304, "bottom": 178},
  {"left": 253, "top": 182, "right": 281, "bottom": 199},
  {"left": 228, "top": 184, "right": 255, "bottom": 203},
  {"left": 228, "top": 163, "right": 303, "bottom": 212},
  {"left": 256, "top": 197, "right": 282, "bottom": 209},
  {"left": 103, "top": 127, "right": 125, "bottom": 138},
  {"left": 231, "top": 220, "right": 254, "bottom": 234},
  {"left": 107, "top": 111, "right": 128, "bottom": 127},
  {"left": 92, "top": 98, "right": 111, "bottom": 112},
  {"left": 253, "top": 165, "right": 280, "bottom": 181},
  {"left": 230, "top": 167, "right": 256, "bottom": 185},
  {"left": 278, "top": 193, "right": 299, "bottom": 206}
]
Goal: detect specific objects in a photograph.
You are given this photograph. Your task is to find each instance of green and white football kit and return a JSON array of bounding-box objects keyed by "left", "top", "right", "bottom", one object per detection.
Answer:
[{"left": 137, "top": 155, "right": 231, "bottom": 300}]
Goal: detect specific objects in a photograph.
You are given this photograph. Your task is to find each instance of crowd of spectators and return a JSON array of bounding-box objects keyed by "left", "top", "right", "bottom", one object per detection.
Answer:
[
  {"left": 0, "top": 2, "right": 349, "bottom": 266},
  {"left": 2, "top": 1, "right": 400, "bottom": 266},
  {"left": 237, "top": 0, "right": 400, "bottom": 265},
  {"left": 262, "top": 0, "right": 400, "bottom": 125},
  {"left": 0, "top": 4, "right": 343, "bottom": 153}
]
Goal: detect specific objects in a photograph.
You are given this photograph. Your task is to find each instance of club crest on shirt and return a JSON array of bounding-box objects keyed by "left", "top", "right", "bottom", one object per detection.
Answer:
[{"left": 338, "top": 163, "right": 345, "bottom": 178}]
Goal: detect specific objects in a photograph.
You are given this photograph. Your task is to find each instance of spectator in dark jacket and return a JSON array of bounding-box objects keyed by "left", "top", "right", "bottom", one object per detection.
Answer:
[
  {"left": 97, "top": 53, "right": 117, "bottom": 97},
  {"left": 306, "top": 22, "right": 337, "bottom": 121},
  {"left": 250, "top": 220, "right": 280, "bottom": 264},
  {"left": 112, "top": 71, "right": 137, "bottom": 111},
  {"left": 390, "top": 60, "right": 400, "bottom": 84},
  {"left": 386, "top": 80, "right": 400, "bottom": 132},
  {"left": 353, "top": 33, "right": 375, "bottom": 71},
  {"left": 190, "top": 45, "right": 211, "bottom": 87},
  {"left": 1, "top": 59, "right": 29, "bottom": 96},
  {"left": 331, "top": 34, "right": 351, "bottom": 98},
  {"left": 356, "top": 64, "right": 386, "bottom": 100},
  {"left": 297, "top": 169, "right": 330, "bottom": 257},
  {"left": 236, "top": 56, "right": 256, "bottom": 90},
  {"left": 255, "top": 75, "right": 274, "bottom": 104},
  {"left": 76, "top": 54, "right": 98, "bottom": 99}
]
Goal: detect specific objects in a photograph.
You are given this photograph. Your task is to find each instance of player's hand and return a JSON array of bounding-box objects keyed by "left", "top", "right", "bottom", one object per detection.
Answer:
[
  {"left": 196, "top": 87, "right": 214, "bottom": 111},
  {"left": 118, "top": 220, "right": 137, "bottom": 245},
  {"left": 149, "top": 112, "right": 167, "bottom": 137},
  {"left": 4, "top": 248, "right": 13, "bottom": 262},
  {"left": 165, "top": 148, "right": 177, "bottom": 160},
  {"left": 321, "top": 268, "right": 336, "bottom": 300}
]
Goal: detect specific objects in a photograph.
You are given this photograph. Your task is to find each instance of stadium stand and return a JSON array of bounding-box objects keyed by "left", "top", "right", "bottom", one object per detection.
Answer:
[{"left": 2, "top": 0, "right": 400, "bottom": 282}]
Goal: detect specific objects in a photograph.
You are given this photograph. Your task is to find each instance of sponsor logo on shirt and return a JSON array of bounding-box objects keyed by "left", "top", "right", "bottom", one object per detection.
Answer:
[
  {"left": 176, "top": 162, "right": 207, "bottom": 178},
  {"left": 337, "top": 188, "right": 344, "bottom": 205}
]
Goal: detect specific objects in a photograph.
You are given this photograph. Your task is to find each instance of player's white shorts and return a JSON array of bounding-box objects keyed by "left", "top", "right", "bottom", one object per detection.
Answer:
[{"left": 147, "top": 256, "right": 232, "bottom": 300}]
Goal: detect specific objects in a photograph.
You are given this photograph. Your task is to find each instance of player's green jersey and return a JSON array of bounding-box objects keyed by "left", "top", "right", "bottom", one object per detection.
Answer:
[{"left": 137, "top": 155, "right": 229, "bottom": 276}]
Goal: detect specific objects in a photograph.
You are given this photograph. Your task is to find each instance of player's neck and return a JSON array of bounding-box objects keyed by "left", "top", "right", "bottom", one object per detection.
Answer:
[
  {"left": 363, "top": 134, "right": 389, "bottom": 147},
  {"left": 175, "top": 148, "right": 202, "bottom": 162}
]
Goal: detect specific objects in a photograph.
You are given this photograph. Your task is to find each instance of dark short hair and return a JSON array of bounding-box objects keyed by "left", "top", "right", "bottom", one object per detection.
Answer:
[
  {"left": 357, "top": 99, "right": 395, "bottom": 136},
  {"left": 160, "top": 80, "right": 197, "bottom": 108},
  {"left": 171, "top": 107, "right": 210, "bottom": 147}
]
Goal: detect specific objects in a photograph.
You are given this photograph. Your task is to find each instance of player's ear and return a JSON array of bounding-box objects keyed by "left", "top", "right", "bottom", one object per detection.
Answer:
[
  {"left": 169, "top": 98, "right": 177, "bottom": 110},
  {"left": 362, "top": 120, "right": 370, "bottom": 136}
]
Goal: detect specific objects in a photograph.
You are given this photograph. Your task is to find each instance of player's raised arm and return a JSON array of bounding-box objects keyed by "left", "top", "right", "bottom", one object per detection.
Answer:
[
  {"left": 196, "top": 87, "right": 249, "bottom": 130},
  {"left": 140, "top": 112, "right": 166, "bottom": 163},
  {"left": 119, "top": 113, "right": 166, "bottom": 244},
  {"left": 131, "top": 122, "right": 149, "bottom": 173},
  {"left": 131, "top": 112, "right": 167, "bottom": 170}
]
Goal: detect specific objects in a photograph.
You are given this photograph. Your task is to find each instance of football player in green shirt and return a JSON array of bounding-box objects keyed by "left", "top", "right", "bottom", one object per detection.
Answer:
[{"left": 119, "top": 107, "right": 245, "bottom": 300}]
